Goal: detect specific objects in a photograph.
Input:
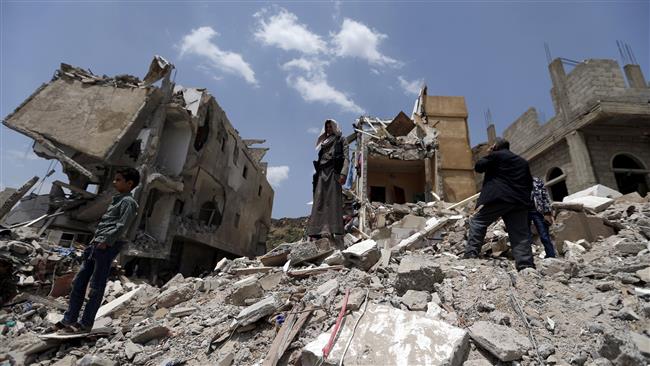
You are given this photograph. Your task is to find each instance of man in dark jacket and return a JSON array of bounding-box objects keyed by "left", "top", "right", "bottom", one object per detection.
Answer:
[{"left": 465, "top": 138, "right": 535, "bottom": 270}]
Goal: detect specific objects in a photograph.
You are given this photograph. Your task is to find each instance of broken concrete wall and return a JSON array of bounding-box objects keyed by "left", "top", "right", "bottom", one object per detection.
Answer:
[
  {"left": 2, "top": 58, "right": 274, "bottom": 279},
  {"left": 3, "top": 77, "right": 160, "bottom": 164}
]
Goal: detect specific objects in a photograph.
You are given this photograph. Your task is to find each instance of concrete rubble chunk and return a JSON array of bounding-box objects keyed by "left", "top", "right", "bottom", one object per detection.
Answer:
[
  {"left": 227, "top": 275, "right": 263, "bottom": 306},
  {"left": 170, "top": 307, "right": 196, "bottom": 318},
  {"left": 336, "top": 288, "right": 366, "bottom": 311},
  {"left": 130, "top": 324, "right": 170, "bottom": 344},
  {"left": 395, "top": 254, "right": 444, "bottom": 295},
  {"left": 156, "top": 283, "right": 194, "bottom": 308},
  {"left": 259, "top": 272, "right": 283, "bottom": 291},
  {"left": 613, "top": 238, "right": 648, "bottom": 255},
  {"left": 288, "top": 238, "right": 334, "bottom": 266},
  {"left": 124, "top": 339, "right": 143, "bottom": 360},
  {"left": 161, "top": 273, "right": 184, "bottom": 291},
  {"left": 538, "top": 258, "right": 578, "bottom": 277},
  {"left": 302, "top": 304, "right": 469, "bottom": 366},
  {"left": 95, "top": 285, "right": 143, "bottom": 319},
  {"left": 323, "top": 250, "right": 345, "bottom": 265},
  {"left": 635, "top": 267, "right": 650, "bottom": 283},
  {"left": 553, "top": 211, "right": 615, "bottom": 244},
  {"left": 401, "top": 290, "right": 431, "bottom": 311},
  {"left": 342, "top": 239, "right": 380, "bottom": 270},
  {"left": 629, "top": 332, "right": 650, "bottom": 357},
  {"left": 468, "top": 321, "right": 532, "bottom": 362},
  {"left": 51, "top": 356, "right": 77, "bottom": 366},
  {"left": 235, "top": 295, "right": 282, "bottom": 327},
  {"left": 564, "top": 196, "right": 614, "bottom": 213},
  {"left": 304, "top": 279, "right": 339, "bottom": 307},
  {"left": 77, "top": 355, "right": 118, "bottom": 366},
  {"left": 563, "top": 184, "right": 622, "bottom": 201},
  {"left": 260, "top": 243, "right": 293, "bottom": 266}
]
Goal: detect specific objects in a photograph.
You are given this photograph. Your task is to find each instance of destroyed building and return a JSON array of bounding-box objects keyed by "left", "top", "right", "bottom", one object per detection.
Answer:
[
  {"left": 350, "top": 87, "right": 476, "bottom": 231},
  {"left": 483, "top": 56, "right": 650, "bottom": 201},
  {"left": 1, "top": 56, "right": 274, "bottom": 279}
]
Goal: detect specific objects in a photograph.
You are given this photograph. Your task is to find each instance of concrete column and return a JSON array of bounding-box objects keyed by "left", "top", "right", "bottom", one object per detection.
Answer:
[
  {"left": 565, "top": 130, "right": 597, "bottom": 190},
  {"left": 623, "top": 64, "right": 648, "bottom": 89},
  {"left": 424, "top": 157, "right": 433, "bottom": 202},
  {"left": 487, "top": 124, "right": 496, "bottom": 145},
  {"left": 548, "top": 59, "right": 572, "bottom": 122}
]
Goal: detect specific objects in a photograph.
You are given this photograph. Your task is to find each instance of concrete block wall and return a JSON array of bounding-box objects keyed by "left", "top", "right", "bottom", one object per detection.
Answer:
[
  {"left": 528, "top": 140, "right": 580, "bottom": 193},
  {"left": 585, "top": 132, "right": 650, "bottom": 191},
  {"left": 503, "top": 108, "right": 543, "bottom": 154},
  {"left": 562, "top": 60, "right": 627, "bottom": 115}
]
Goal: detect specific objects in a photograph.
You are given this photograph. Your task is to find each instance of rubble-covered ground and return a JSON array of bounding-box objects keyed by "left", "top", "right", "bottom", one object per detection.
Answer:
[{"left": 1, "top": 195, "right": 649, "bottom": 366}]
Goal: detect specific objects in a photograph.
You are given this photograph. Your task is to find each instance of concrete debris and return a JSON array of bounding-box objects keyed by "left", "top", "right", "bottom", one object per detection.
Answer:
[
  {"left": 400, "top": 289, "right": 430, "bottom": 311},
  {"left": 1, "top": 184, "right": 649, "bottom": 366},
  {"left": 302, "top": 304, "right": 469, "bottom": 366},
  {"left": 342, "top": 239, "right": 380, "bottom": 270},
  {"left": 156, "top": 283, "right": 194, "bottom": 308},
  {"left": 395, "top": 254, "right": 444, "bottom": 294},
  {"left": 288, "top": 238, "right": 334, "bottom": 266},
  {"left": 235, "top": 295, "right": 283, "bottom": 327},
  {"left": 130, "top": 324, "right": 170, "bottom": 344},
  {"left": 468, "top": 321, "right": 532, "bottom": 361}
]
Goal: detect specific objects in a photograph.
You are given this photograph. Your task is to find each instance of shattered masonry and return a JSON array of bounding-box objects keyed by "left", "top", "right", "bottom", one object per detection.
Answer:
[
  {"left": 350, "top": 87, "right": 476, "bottom": 233},
  {"left": 2, "top": 56, "right": 274, "bottom": 279}
]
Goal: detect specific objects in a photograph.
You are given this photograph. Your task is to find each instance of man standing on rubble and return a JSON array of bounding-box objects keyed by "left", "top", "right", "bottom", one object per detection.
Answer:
[
  {"left": 529, "top": 177, "right": 556, "bottom": 258},
  {"left": 464, "top": 138, "right": 535, "bottom": 270},
  {"left": 307, "top": 119, "right": 349, "bottom": 248},
  {"left": 54, "top": 168, "right": 140, "bottom": 333}
]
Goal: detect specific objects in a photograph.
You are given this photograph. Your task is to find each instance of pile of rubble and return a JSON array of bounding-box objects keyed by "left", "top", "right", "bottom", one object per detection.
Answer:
[
  {"left": 0, "top": 227, "right": 84, "bottom": 304},
  {"left": 1, "top": 188, "right": 649, "bottom": 366}
]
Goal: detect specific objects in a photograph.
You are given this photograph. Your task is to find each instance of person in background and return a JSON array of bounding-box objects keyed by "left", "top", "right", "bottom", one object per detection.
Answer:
[
  {"left": 307, "top": 119, "right": 349, "bottom": 249},
  {"left": 529, "top": 177, "right": 556, "bottom": 258}
]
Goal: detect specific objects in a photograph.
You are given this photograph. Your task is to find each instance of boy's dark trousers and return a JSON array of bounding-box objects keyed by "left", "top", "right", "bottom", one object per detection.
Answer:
[{"left": 63, "top": 241, "right": 124, "bottom": 328}]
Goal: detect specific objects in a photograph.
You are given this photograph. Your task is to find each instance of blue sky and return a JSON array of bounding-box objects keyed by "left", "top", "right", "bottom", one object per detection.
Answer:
[{"left": 1, "top": 1, "right": 648, "bottom": 218}]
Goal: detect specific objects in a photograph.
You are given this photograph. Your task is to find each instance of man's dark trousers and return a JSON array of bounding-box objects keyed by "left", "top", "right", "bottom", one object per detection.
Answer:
[
  {"left": 63, "top": 241, "right": 124, "bottom": 328},
  {"left": 466, "top": 202, "right": 535, "bottom": 270},
  {"left": 528, "top": 210, "right": 556, "bottom": 258}
]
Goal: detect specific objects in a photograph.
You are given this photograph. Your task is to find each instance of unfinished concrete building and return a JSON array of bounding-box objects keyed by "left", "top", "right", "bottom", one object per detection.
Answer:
[
  {"left": 351, "top": 87, "right": 476, "bottom": 231},
  {"left": 2, "top": 56, "right": 274, "bottom": 279},
  {"left": 494, "top": 57, "right": 650, "bottom": 201}
]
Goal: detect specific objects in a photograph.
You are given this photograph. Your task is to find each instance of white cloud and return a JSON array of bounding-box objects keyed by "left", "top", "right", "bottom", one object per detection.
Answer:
[
  {"left": 307, "top": 127, "right": 321, "bottom": 134},
  {"left": 398, "top": 76, "right": 424, "bottom": 96},
  {"left": 332, "top": 19, "right": 400, "bottom": 67},
  {"left": 267, "top": 166, "right": 290, "bottom": 187},
  {"left": 283, "top": 58, "right": 364, "bottom": 114},
  {"left": 179, "top": 26, "right": 257, "bottom": 85},
  {"left": 254, "top": 9, "right": 327, "bottom": 54}
]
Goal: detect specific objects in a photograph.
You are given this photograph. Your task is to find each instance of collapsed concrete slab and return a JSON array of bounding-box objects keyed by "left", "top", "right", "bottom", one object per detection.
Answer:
[
  {"left": 395, "top": 254, "right": 444, "bottom": 295},
  {"left": 553, "top": 211, "right": 615, "bottom": 244},
  {"left": 302, "top": 304, "right": 469, "bottom": 366},
  {"left": 563, "top": 184, "right": 622, "bottom": 201},
  {"left": 563, "top": 196, "right": 614, "bottom": 213},
  {"left": 468, "top": 321, "right": 532, "bottom": 362}
]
